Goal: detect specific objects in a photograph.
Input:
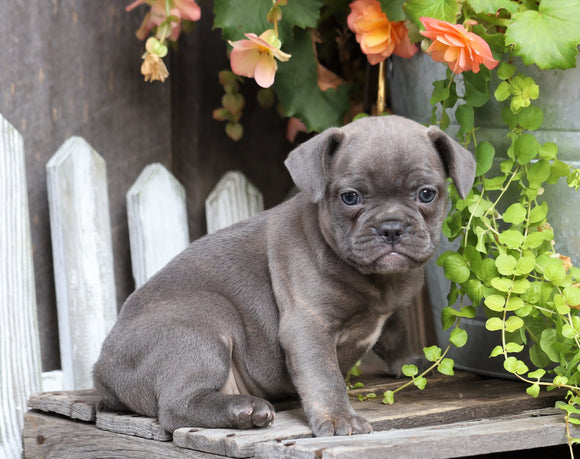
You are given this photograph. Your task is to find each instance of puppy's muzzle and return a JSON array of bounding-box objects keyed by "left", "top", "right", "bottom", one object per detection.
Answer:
[{"left": 378, "top": 220, "right": 407, "bottom": 245}]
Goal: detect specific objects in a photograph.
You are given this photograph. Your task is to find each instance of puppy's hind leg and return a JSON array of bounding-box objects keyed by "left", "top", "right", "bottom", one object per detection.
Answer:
[{"left": 156, "top": 333, "right": 275, "bottom": 433}]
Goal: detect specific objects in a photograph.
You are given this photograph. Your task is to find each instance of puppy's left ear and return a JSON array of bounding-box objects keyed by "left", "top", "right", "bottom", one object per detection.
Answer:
[
  {"left": 427, "top": 126, "right": 476, "bottom": 199},
  {"left": 284, "top": 127, "right": 345, "bottom": 203}
]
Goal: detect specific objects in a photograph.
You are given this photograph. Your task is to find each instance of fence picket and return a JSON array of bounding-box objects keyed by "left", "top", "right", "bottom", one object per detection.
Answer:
[
  {"left": 205, "top": 171, "right": 263, "bottom": 234},
  {"left": 0, "top": 115, "right": 42, "bottom": 459},
  {"left": 127, "top": 163, "right": 189, "bottom": 288},
  {"left": 46, "top": 137, "right": 117, "bottom": 390}
]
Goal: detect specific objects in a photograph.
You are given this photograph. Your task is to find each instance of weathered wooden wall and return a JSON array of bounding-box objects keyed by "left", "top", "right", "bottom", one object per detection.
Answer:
[{"left": 1, "top": 0, "right": 294, "bottom": 372}]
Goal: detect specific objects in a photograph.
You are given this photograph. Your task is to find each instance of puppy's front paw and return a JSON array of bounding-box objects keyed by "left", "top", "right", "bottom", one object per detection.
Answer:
[{"left": 312, "top": 414, "right": 372, "bottom": 437}]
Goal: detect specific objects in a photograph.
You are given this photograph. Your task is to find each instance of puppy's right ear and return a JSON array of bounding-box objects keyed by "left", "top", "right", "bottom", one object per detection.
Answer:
[{"left": 284, "top": 127, "right": 344, "bottom": 203}]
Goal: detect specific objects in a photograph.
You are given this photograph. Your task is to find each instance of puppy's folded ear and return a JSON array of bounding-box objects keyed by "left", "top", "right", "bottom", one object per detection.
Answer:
[
  {"left": 427, "top": 126, "right": 476, "bottom": 199},
  {"left": 284, "top": 127, "right": 344, "bottom": 203}
]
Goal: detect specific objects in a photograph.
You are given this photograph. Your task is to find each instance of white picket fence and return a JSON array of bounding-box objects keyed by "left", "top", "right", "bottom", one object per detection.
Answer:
[{"left": 0, "top": 113, "right": 264, "bottom": 458}]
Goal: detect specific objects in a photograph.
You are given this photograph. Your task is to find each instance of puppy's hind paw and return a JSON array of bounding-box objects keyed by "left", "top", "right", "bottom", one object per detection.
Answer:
[
  {"left": 312, "top": 414, "right": 372, "bottom": 437},
  {"left": 228, "top": 395, "right": 275, "bottom": 429}
]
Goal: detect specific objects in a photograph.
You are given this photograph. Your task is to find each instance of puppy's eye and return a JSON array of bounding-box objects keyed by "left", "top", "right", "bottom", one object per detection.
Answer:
[
  {"left": 340, "top": 191, "right": 360, "bottom": 206},
  {"left": 418, "top": 188, "right": 437, "bottom": 203}
]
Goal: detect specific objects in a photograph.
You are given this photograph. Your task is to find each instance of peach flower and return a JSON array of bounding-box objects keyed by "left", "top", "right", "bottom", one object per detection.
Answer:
[
  {"left": 348, "top": 0, "right": 417, "bottom": 65},
  {"left": 228, "top": 30, "right": 291, "bottom": 88},
  {"left": 127, "top": 0, "right": 201, "bottom": 41},
  {"left": 420, "top": 17, "right": 498, "bottom": 74}
]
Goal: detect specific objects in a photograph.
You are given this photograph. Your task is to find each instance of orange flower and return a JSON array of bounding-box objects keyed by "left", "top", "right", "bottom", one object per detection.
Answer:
[
  {"left": 420, "top": 17, "right": 498, "bottom": 74},
  {"left": 347, "top": 0, "right": 417, "bottom": 65}
]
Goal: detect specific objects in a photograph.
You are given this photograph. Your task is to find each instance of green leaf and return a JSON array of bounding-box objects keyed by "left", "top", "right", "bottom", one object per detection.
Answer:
[
  {"left": 463, "top": 69, "right": 491, "bottom": 108},
  {"left": 515, "top": 106, "right": 544, "bottom": 131},
  {"left": 486, "top": 317, "right": 504, "bottom": 331},
  {"left": 430, "top": 80, "right": 450, "bottom": 105},
  {"left": 475, "top": 141, "right": 495, "bottom": 177},
  {"left": 497, "top": 62, "right": 517, "bottom": 80},
  {"left": 437, "top": 358, "right": 455, "bottom": 376},
  {"left": 524, "top": 232, "right": 546, "bottom": 249},
  {"left": 503, "top": 203, "right": 526, "bottom": 225},
  {"left": 484, "top": 295, "right": 506, "bottom": 312},
  {"left": 540, "top": 329, "right": 560, "bottom": 363},
  {"left": 564, "top": 286, "right": 580, "bottom": 307},
  {"left": 494, "top": 81, "right": 511, "bottom": 101},
  {"left": 503, "top": 356, "right": 529, "bottom": 375},
  {"left": 413, "top": 376, "right": 428, "bottom": 389},
  {"left": 528, "top": 369, "right": 546, "bottom": 380},
  {"left": 490, "top": 345, "right": 503, "bottom": 358},
  {"left": 505, "top": 342, "right": 524, "bottom": 353},
  {"left": 274, "top": 28, "right": 351, "bottom": 132},
  {"left": 512, "top": 278, "right": 530, "bottom": 294},
  {"left": 498, "top": 230, "right": 525, "bottom": 249},
  {"left": 515, "top": 254, "right": 536, "bottom": 276},
  {"left": 495, "top": 253, "right": 517, "bottom": 275},
  {"left": 456, "top": 104, "right": 474, "bottom": 139},
  {"left": 424, "top": 345, "right": 442, "bottom": 362},
  {"left": 505, "top": 296, "right": 525, "bottom": 311},
  {"left": 442, "top": 253, "right": 471, "bottom": 284},
  {"left": 527, "top": 160, "right": 551, "bottom": 189},
  {"left": 527, "top": 384, "right": 540, "bottom": 398},
  {"left": 402, "top": 364, "right": 419, "bottom": 377},
  {"left": 513, "top": 134, "right": 540, "bottom": 165},
  {"left": 491, "top": 277, "right": 513, "bottom": 292},
  {"left": 469, "top": 0, "right": 519, "bottom": 15},
  {"left": 378, "top": 0, "right": 406, "bottom": 22},
  {"left": 403, "top": 0, "right": 460, "bottom": 29},
  {"left": 543, "top": 261, "right": 567, "bottom": 286},
  {"left": 383, "top": 390, "right": 395, "bottom": 405},
  {"left": 214, "top": 0, "right": 322, "bottom": 41},
  {"left": 505, "top": 316, "right": 525, "bottom": 332},
  {"left": 505, "top": 0, "right": 580, "bottom": 70},
  {"left": 529, "top": 202, "right": 548, "bottom": 224},
  {"left": 450, "top": 328, "right": 468, "bottom": 348},
  {"left": 539, "top": 142, "right": 558, "bottom": 160}
]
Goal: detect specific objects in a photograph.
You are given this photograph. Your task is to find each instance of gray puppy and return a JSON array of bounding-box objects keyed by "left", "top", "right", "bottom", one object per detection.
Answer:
[{"left": 94, "top": 115, "right": 475, "bottom": 437}]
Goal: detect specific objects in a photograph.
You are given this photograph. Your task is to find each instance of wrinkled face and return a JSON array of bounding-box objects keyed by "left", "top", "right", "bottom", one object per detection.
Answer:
[{"left": 319, "top": 128, "right": 449, "bottom": 275}]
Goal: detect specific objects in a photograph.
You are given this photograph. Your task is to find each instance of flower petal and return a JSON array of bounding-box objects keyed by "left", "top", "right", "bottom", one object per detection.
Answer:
[
  {"left": 253, "top": 52, "right": 277, "bottom": 88},
  {"left": 230, "top": 47, "right": 261, "bottom": 79},
  {"left": 173, "top": 0, "right": 201, "bottom": 21}
]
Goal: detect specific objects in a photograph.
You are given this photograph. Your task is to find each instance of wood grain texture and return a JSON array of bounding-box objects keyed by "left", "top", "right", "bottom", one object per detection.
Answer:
[
  {"left": 127, "top": 163, "right": 190, "bottom": 287},
  {"left": 205, "top": 171, "right": 264, "bottom": 234},
  {"left": 27, "top": 389, "right": 99, "bottom": 422},
  {"left": 22, "top": 411, "right": 220, "bottom": 459},
  {"left": 255, "top": 409, "right": 575, "bottom": 459},
  {"left": 96, "top": 410, "right": 172, "bottom": 441},
  {"left": 46, "top": 137, "right": 117, "bottom": 390},
  {"left": 0, "top": 114, "right": 42, "bottom": 459}
]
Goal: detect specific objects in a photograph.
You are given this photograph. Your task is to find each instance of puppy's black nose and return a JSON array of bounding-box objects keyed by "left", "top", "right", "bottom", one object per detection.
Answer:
[{"left": 378, "top": 221, "right": 405, "bottom": 245}]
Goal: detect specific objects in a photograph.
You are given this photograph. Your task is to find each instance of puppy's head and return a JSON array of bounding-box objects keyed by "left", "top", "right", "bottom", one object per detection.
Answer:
[{"left": 285, "top": 115, "right": 476, "bottom": 275}]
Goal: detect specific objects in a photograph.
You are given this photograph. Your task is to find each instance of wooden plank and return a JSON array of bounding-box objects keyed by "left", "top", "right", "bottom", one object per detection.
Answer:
[
  {"left": 127, "top": 163, "right": 190, "bottom": 288},
  {"left": 205, "top": 171, "right": 263, "bottom": 234},
  {"left": 172, "top": 375, "right": 562, "bottom": 458},
  {"left": 27, "top": 389, "right": 99, "bottom": 422},
  {"left": 0, "top": 114, "right": 42, "bottom": 459},
  {"left": 255, "top": 408, "right": 575, "bottom": 458},
  {"left": 173, "top": 410, "right": 311, "bottom": 458},
  {"left": 46, "top": 137, "right": 117, "bottom": 390},
  {"left": 96, "top": 410, "right": 172, "bottom": 441},
  {"left": 22, "top": 411, "right": 221, "bottom": 459}
]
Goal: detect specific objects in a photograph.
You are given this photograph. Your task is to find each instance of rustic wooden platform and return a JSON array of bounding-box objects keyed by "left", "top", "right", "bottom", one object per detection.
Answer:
[{"left": 23, "top": 371, "right": 577, "bottom": 458}]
